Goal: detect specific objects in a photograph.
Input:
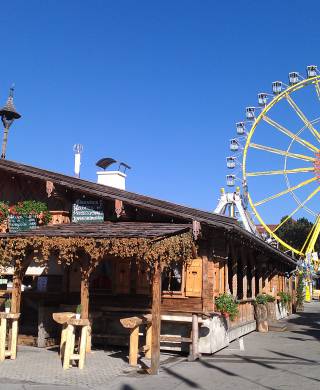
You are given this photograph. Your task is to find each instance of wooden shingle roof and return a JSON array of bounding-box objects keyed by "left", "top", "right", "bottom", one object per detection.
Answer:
[
  {"left": 0, "top": 222, "right": 191, "bottom": 239},
  {"left": 0, "top": 159, "right": 297, "bottom": 266}
]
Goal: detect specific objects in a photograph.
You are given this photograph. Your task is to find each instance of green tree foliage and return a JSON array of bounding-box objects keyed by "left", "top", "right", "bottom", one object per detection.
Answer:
[{"left": 277, "top": 217, "right": 319, "bottom": 253}]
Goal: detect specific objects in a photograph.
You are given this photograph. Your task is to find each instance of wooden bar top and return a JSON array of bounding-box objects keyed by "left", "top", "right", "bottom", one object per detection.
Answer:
[
  {"left": 52, "top": 312, "right": 74, "bottom": 324},
  {"left": 67, "top": 318, "right": 90, "bottom": 326},
  {"left": 0, "top": 312, "right": 20, "bottom": 320}
]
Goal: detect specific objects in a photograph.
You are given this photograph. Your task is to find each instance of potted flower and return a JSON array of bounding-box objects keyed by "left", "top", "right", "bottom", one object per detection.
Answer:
[
  {"left": 75, "top": 304, "right": 82, "bottom": 320},
  {"left": 265, "top": 294, "right": 276, "bottom": 321},
  {"left": 215, "top": 293, "right": 239, "bottom": 325},
  {"left": 14, "top": 200, "right": 52, "bottom": 225},
  {"left": 0, "top": 201, "right": 9, "bottom": 232},
  {"left": 254, "top": 294, "right": 269, "bottom": 332},
  {"left": 279, "top": 291, "right": 292, "bottom": 314},
  {"left": 4, "top": 298, "right": 11, "bottom": 313}
]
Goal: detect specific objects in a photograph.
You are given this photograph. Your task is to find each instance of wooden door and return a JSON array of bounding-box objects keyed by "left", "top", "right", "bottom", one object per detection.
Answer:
[{"left": 115, "top": 259, "right": 131, "bottom": 294}]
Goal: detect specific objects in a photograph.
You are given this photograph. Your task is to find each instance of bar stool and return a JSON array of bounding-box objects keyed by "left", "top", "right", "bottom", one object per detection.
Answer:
[
  {"left": 63, "top": 317, "right": 90, "bottom": 369},
  {"left": 0, "top": 313, "right": 20, "bottom": 361}
]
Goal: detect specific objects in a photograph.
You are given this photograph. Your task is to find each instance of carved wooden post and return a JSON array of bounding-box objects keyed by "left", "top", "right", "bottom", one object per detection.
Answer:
[
  {"left": 80, "top": 254, "right": 97, "bottom": 353},
  {"left": 150, "top": 259, "right": 161, "bottom": 375},
  {"left": 188, "top": 313, "right": 200, "bottom": 361},
  {"left": 80, "top": 276, "right": 89, "bottom": 319},
  {"left": 11, "top": 271, "right": 22, "bottom": 314},
  {"left": 250, "top": 253, "right": 256, "bottom": 298},
  {"left": 231, "top": 245, "right": 238, "bottom": 298},
  {"left": 11, "top": 256, "right": 31, "bottom": 314},
  {"left": 242, "top": 252, "right": 248, "bottom": 300},
  {"left": 224, "top": 259, "right": 230, "bottom": 293},
  {"left": 258, "top": 262, "right": 263, "bottom": 294}
]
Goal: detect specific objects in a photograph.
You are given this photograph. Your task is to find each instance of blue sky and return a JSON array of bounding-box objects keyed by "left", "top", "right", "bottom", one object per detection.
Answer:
[{"left": 1, "top": 0, "right": 320, "bottom": 223}]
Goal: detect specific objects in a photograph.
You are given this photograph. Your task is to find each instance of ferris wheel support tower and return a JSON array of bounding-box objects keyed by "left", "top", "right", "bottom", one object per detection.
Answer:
[{"left": 214, "top": 187, "right": 259, "bottom": 235}]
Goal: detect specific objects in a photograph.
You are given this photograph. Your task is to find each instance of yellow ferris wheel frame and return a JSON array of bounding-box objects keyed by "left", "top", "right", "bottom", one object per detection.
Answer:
[{"left": 243, "top": 75, "right": 320, "bottom": 256}]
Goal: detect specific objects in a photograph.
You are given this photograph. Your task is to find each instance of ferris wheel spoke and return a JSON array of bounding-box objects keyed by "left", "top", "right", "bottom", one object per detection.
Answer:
[
  {"left": 272, "top": 185, "right": 320, "bottom": 233},
  {"left": 246, "top": 167, "right": 315, "bottom": 177},
  {"left": 286, "top": 94, "right": 320, "bottom": 143},
  {"left": 253, "top": 176, "right": 318, "bottom": 207},
  {"left": 263, "top": 115, "right": 319, "bottom": 153},
  {"left": 315, "top": 80, "right": 320, "bottom": 101},
  {"left": 249, "top": 143, "right": 315, "bottom": 162}
]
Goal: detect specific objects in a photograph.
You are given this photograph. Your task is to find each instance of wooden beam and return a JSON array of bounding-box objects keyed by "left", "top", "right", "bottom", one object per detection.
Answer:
[
  {"left": 231, "top": 245, "right": 238, "bottom": 298},
  {"left": 150, "top": 260, "right": 161, "bottom": 375},
  {"left": 250, "top": 256, "right": 256, "bottom": 298},
  {"left": 11, "top": 272, "right": 22, "bottom": 314},
  {"left": 80, "top": 277, "right": 89, "bottom": 319},
  {"left": 129, "top": 326, "right": 139, "bottom": 366},
  {"left": 224, "top": 260, "right": 230, "bottom": 293},
  {"left": 241, "top": 250, "right": 248, "bottom": 300},
  {"left": 11, "top": 256, "right": 31, "bottom": 314},
  {"left": 201, "top": 255, "right": 209, "bottom": 312},
  {"left": 188, "top": 313, "right": 200, "bottom": 361}
]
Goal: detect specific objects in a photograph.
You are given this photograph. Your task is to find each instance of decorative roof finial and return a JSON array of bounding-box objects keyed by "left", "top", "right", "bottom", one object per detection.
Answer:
[
  {"left": 0, "top": 84, "right": 21, "bottom": 159},
  {"left": 9, "top": 84, "right": 14, "bottom": 98}
]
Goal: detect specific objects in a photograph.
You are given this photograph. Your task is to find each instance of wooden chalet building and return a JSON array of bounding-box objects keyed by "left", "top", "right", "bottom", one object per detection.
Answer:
[{"left": 0, "top": 159, "right": 296, "bottom": 372}]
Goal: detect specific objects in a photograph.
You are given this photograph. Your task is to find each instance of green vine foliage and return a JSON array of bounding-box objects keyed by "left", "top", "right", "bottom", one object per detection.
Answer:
[
  {"left": 279, "top": 291, "right": 292, "bottom": 307},
  {"left": 296, "top": 276, "right": 304, "bottom": 306},
  {"left": 215, "top": 293, "right": 239, "bottom": 321},
  {"left": 255, "top": 294, "right": 275, "bottom": 305}
]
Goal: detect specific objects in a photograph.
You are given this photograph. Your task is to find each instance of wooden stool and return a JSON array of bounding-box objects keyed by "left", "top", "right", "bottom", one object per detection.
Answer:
[
  {"left": 62, "top": 318, "right": 90, "bottom": 370},
  {"left": 120, "top": 314, "right": 152, "bottom": 366},
  {"left": 0, "top": 313, "right": 20, "bottom": 361},
  {"left": 52, "top": 312, "right": 75, "bottom": 357}
]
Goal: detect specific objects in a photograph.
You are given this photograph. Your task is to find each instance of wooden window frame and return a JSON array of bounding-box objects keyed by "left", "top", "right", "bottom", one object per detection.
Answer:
[{"left": 161, "top": 263, "right": 186, "bottom": 298}]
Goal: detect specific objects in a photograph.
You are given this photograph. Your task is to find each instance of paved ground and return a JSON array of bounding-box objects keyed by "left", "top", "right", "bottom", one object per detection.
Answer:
[{"left": 0, "top": 302, "right": 319, "bottom": 389}]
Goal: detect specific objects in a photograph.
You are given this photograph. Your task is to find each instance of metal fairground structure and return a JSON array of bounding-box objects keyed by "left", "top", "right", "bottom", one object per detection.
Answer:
[{"left": 217, "top": 65, "right": 320, "bottom": 301}]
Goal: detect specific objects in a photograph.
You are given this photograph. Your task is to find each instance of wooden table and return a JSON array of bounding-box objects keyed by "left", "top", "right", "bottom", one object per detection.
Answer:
[{"left": 0, "top": 312, "right": 20, "bottom": 361}]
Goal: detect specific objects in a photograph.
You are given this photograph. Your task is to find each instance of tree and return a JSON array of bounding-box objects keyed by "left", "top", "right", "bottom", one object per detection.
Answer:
[{"left": 277, "top": 217, "right": 319, "bottom": 254}]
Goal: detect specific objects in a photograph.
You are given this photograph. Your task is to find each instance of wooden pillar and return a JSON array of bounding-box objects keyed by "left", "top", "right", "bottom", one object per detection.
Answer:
[
  {"left": 242, "top": 254, "right": 248, "bottom": 300},
  {"left": 188, "top": 314, "right": 199, "bottom": 361},
  {"left": 224, "top": 260, "right": 230, "bottom": 293},
  {"left": 250, "top": 254, "right": 256, "bottom": 298},
  {"left": 11, "top": 256, "right": 32, "bottom": 314},
  {"left": 201, "top": 255, "right": 209, "bottom": 312},
  {"left": 231, "top": 246, "right": 238, "bottom": 298},
  {"left": 145, "top": 323, "right": 152, "bottom": 359},
  {"left": 80, "top": 277, "right": 89, "bottom": 319},
  {"left": 11, "top": 271, "right": 22, "bottom": 314},
  {"left": 129, "top": 326, "right": 139, "bottom": 366},
  {"left": 258, "top": 262, "right": 263, "bottom": 294},
  {"left": 150, "top": 260, "right": 161, "bottom": 375}
]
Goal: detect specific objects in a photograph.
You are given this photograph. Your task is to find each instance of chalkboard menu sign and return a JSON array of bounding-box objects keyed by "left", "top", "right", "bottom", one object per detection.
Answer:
[
  {"left": 8, "top": 215, "right": 37, "bottom": 232},
  {"left": 72, "top": 199, "right": 104, "bottom": 223}
]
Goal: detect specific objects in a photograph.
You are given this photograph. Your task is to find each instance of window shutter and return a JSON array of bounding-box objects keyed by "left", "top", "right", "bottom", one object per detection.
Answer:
[
  {"left": 115, "top": 260, "right": 131, "bottom": 294},
  {"left": 185, "top": 258, "right": 202, "bottom": 297}
]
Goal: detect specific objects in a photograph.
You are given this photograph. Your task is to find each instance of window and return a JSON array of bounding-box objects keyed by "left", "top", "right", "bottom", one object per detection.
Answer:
[{"left": 162, "top": 263, "right": 183, "bottom": 294}]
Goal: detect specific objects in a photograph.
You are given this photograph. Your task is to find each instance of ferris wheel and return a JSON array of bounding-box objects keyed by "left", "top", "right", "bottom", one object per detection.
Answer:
[{"left": 227, "top": 65, "right": 320, "bottom": 257}]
